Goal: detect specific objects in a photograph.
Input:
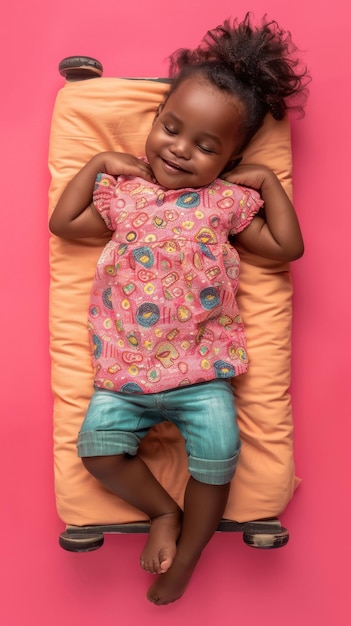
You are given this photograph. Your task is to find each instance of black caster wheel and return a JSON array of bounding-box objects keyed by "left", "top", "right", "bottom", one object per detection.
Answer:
[
  {"left": 59, "top": 56, "right": 103, "bottom": 81},
  {"left": 243, "top": 524, "right": 289, "bottom": 549},
  {"left": 59, "top": 529, "right": 104, "bottom": 552}
]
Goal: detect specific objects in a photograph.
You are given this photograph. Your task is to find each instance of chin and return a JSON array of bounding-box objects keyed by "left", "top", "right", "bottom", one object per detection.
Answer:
[{"left": 153, "top": 173, "right": 187, "bottom": 190}]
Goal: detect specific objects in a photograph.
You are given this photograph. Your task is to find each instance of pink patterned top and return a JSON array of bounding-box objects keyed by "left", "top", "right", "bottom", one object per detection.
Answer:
[{"left": 89, "top": 172, "right": 263, "bottom": 393}]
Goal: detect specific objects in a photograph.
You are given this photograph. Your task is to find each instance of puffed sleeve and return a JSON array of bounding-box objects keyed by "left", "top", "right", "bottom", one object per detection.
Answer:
[
  {"left": 92, "top": 173, "right": 117, "bottom": 230},
  {"left": 229, "top": 184, "right": 264, "bottom": 235}
]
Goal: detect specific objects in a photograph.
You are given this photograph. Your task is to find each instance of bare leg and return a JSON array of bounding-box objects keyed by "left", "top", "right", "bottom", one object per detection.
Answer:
[
  {"left": 82, "top": 454, "right": 182, "bottom": 573},
  {"left": 147, "top": 476, "right": 230, "bottom": 605}
]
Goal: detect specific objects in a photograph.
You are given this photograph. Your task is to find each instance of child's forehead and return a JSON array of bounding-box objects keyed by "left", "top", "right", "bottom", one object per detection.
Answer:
[{"left": 164, "top": 77, "right": 243, "bottom": 118}]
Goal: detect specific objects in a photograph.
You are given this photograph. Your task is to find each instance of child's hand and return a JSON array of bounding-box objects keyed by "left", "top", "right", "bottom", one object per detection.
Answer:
[
  {"left": 222, "top": 163, "right": 277, "bottom": 192},
  {"left": 226, "top": 163, "right": 304, "bottom": 262},
  {"left": 99, "top": 152, "right": 156, "bottom": 183},
  {"left": 50, "top": 152, "right": 156, "bottom": 239}
]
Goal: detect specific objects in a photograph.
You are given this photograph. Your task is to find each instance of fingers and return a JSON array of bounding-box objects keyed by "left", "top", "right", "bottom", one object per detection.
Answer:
[
  {"left": 135, "top": 161, "right": 157, "bottom": 183},
  {"left": 222, "top": 163, "right": 272, "bottom": 190},
  {"left": 103, "top": 152, "right": 156, "bottom": 182}
]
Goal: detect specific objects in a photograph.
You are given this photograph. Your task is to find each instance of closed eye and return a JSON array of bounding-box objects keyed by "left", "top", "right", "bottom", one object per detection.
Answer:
[
  {"left": 198, "top": 145, "right": 216, "bottom": 154},
  {"left": 164, "top": 125, "right": 178, "bottom": 135}
]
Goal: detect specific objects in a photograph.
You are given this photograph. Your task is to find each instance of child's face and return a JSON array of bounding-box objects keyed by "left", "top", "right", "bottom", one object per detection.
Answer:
[{"left": 145, "top": 77, "right": 246, "bottom": 189}]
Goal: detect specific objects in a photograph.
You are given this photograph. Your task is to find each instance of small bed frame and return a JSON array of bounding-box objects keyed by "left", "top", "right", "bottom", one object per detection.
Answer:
[{"left": 59, "top": 518, "right": 289, "bottom": 552}]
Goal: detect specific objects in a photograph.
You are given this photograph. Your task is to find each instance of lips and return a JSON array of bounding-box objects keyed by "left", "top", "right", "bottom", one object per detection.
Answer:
[{"left": 161, "top": 158, "right": 190, "bottom": 174}]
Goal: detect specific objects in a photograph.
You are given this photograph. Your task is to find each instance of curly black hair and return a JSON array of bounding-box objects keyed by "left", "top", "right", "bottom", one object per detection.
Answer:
[{"left": 167, "top": 13, "right": 310, "bottom": 146}]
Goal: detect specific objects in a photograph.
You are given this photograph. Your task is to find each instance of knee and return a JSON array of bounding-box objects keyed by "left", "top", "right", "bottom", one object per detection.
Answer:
[{"left": 193, "top": 432, "right": 240, "bottom": 464}]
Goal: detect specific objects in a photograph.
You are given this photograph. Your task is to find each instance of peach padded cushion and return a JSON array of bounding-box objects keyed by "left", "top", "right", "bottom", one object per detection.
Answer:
[{"left": 48, "top": 78, "right": 300, "bottom": 526}]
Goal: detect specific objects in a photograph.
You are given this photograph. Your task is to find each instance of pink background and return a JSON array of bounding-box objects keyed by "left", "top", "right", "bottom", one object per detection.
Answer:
[{"left": 2, "top": 0, "right": 350, "bottom": 624}]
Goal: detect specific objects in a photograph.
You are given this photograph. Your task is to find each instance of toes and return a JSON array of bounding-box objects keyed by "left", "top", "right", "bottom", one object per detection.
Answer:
[
  {"left": 147, "top": 586, "right": 174, "bottom": 605},
  {"left": 140, "top": 548, "right": 175, "bottom": 574},
  {"left": 140, "top": 558, "right": 157, "bottom": 574},
  {"left": 147, "top": 589, "right": 166, "bottom": 605}
]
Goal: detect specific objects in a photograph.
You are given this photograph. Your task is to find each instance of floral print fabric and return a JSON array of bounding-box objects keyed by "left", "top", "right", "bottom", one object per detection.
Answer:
[{"left": 89, "top": 173, "right": 263, "bottom": 393}]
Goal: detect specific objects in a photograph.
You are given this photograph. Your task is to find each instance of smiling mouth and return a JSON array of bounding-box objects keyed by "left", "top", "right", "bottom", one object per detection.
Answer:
[{"left": 162, "top": 158, "right": 191, "bottom": 174}]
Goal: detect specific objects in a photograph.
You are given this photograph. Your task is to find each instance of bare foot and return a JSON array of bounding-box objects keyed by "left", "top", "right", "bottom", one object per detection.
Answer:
[
  {"left": 147, "top": 555, "right": 198, "bottom": 605},
  {"left": 140, "top": 509, "right": 182, "bottom": 575}
]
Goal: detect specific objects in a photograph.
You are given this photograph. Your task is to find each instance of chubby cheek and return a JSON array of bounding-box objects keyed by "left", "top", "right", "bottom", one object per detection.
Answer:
[
  {"left": 144, "top": 135, "right": 153, "bottom": 163},
  {"left": 196, "top": 157, "right": 226, "bottom": 182},
  {"left": 145, "top": 128, "right": 164, "bottom": 159}
]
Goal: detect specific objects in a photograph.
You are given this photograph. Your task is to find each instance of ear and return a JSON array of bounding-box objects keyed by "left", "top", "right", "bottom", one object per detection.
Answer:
[{"left": 153, "top": 103, "right": 164, "bottom": 124}]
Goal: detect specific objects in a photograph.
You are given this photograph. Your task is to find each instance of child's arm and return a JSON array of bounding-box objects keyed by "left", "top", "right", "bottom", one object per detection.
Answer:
[
  {"left": 49, "top": 152, "right": 155, "bottom": 239},
  {"left": 224, "top": 164, "right": 304, "bottom": 262}
]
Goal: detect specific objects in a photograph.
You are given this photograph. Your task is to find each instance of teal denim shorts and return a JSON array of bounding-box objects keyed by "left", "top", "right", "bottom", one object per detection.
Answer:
[{"left": 77, "top": 379, "right": 240, "bottom": 485}]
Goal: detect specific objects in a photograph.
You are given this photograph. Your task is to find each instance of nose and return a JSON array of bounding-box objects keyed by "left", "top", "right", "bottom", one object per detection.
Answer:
[{"left": 169, "top": 136, "right": 191, "bottom": 160}]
